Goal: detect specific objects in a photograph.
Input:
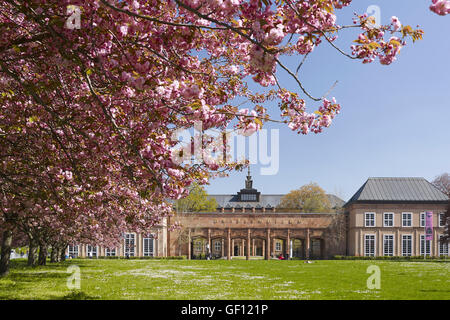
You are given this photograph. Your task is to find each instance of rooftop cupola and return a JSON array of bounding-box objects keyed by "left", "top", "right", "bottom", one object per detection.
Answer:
[{"left": 237, "top": 166, "right": 260, "bottom": 202}]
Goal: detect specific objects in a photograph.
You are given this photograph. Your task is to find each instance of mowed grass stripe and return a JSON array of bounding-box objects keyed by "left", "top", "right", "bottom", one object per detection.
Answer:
[{"left": 0, "top": 259, "right": 448, "bottom": 300}]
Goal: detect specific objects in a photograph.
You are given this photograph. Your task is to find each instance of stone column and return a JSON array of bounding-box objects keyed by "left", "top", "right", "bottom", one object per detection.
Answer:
[
  {"left": 395, "top": 228, "right": 400, "bottom": 256},
  {"left": 306, "top": 228, "right": 311, "bottom": 259},
  {"left": 433, "top": 229, "right": 438, "bottom": 257},
  {"left": 355, "top": 229, "right": 359, "bottom": 256},
  {"left": 156, "top": 230, "right": 159, "bottom": 257},
  {"left": 167, "top": 216, "right": 171, "bottom": 257},
  {"left": 262, "top": 240, "right": 265, "bottom": 259},
  {"left": 359, "top": 229, "right": 363, "bottom": 256},
  {"left": 187, "top": 228, "right": 191, "bottom": 260},
  {"left": 377, "top": 229, "right": 382, "bottom": 257},
  {"left": 137, "top": 233, "right": 141, "bottom": 257},
  {"left": 207, "top": 228, "right": 211, "bottom": 257},
  {"left": 286, "top": 229, "right": 290, "bottom": 259},
  {"left": 266, "top": 228, "right": 271, "bottom": 260},
  {"left": 252, "top": 239, "right": 255, "bottom": 256},
  {"left": 247, "top": 229, "right": 251, "bottom": 260},
  {"left": 414, "top": 229, "right": 419, "bottom": 256},
  {"left": 227, "top": 229, "right": 231, "bottom": 260}
]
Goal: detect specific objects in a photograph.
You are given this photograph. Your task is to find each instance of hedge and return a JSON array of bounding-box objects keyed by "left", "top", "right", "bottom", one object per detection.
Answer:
[
  {"left": 333, "top": 255, "right": 449, "bottom": 261},
  {"left": 78, "top": 256, "right": 187, "bottom": 260}
]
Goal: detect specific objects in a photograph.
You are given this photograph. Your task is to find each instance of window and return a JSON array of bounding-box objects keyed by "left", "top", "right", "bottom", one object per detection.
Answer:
[
  {"left": 105, "top": 248, "right": 116, "bottom": 256},
  {"left": 68, "top": 245, "right": 78, "bottom": 258},
  {"left": 439, "top": 236, "right": 449, "bottom": 256},
  {"left": 439, "top": 213, "right": 446, "bottom": 227},
  {"left": 241, "top": 194, "right": 257, "bottom": 201},
  {"left": 420, "top": 235, "right": 431, "bottom": 256},
  {"left": 275, "top": 241, "right": 282, "bottom": 251},
  {"left": 384, "top": 213, "right": 394, "bottom": 227},
  {"left": 214, "top": 241, "right": 221, "bottom": 252},
  {"left": 383, "top": 235, "right": 394, "bottom": 256},
  {"left": 420, "top": 212, "right": 426, "bottom": 227},
  {"left": 124, "top": 233, "right": 135, "bottom": 257},
  {"left": 87, "top": 245, "right": 97, "bottom": 258},
  {"left": 402, "top": 212, "right": 412, "bottom": 227},
  {"left": 365, "top": 212, "right": 375, "bottom": 227},
  {"left": 402, "top": 235, "right": 412, "bottom": 256},
  {"left": 364, "top": 234, "right": 376, "bottom": 257},
  {"left": 143, "top": 237, "right": 154, "bottom": 257}
]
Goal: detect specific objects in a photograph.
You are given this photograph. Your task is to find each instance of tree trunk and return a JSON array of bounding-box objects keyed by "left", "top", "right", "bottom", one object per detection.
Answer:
[
  {"left": 50, "top": 246, "right": 58, "bottom": 263},
  {"left": 0, "top": 230, "right": 13, "bottom": 277},
  {"left": 38, "top": 245, "right": 47, "bottom": 266},
  {"left": 59, "top": 243, "right": 67, "bottom": 262},
  {"left": 55, "top": 247, "right": 61, "bottom": 262},
  {"left": 27, "top": 238, "right": 38, "bottom": 266}
]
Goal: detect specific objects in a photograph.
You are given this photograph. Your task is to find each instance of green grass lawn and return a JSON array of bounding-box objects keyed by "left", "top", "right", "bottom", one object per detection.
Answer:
[{"left": 0, "top": 258, "right": 449, "bottom": 300}]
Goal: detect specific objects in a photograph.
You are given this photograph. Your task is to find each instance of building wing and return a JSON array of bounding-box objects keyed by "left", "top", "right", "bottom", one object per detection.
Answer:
[{"left": 345, "top": 177, "right": 449, "bottom": 206}]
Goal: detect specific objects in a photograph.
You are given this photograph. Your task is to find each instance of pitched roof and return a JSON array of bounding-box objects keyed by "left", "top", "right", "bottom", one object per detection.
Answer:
[
  {"left": 345, "top": 177, "right": 449, "bottom": 206},
  {"left": 208, "top": 194, "right": 283, "bottom": 208},
  {"left": 209, "top": 194, "right": 344, "bottom": 209}
]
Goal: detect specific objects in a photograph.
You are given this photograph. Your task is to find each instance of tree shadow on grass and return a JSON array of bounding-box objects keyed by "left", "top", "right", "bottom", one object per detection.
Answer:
[
  {"left": 6, "top": 270, "right": 69, "bottom": 284},
  {"left": 59, "top": 290, "right": 100, "bottom": 300}
]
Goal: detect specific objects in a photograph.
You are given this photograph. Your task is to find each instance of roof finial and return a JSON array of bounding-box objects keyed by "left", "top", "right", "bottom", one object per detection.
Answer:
[{"left": 245, "top": 165, "right": 253, "bottom": 189}]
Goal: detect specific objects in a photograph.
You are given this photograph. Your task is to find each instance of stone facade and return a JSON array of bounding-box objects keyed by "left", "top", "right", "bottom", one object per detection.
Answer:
[
  {"left": 167, "top": 212, "right": 346, "bottom": 260},
  {"left": 65, "top": 176, "right": 449, "bottom": 259},
  {"left": 344, "top": 177, "right": 449, "bottom": 257},
  {"left": 346, "top": 202, "right": 448, "bottom": 257},
  {"left": 65, "top": 222, "right": 167, "bottom": 258}
]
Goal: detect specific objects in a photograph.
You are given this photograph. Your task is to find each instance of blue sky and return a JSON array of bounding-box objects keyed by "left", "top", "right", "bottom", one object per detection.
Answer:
[{"left": 205, "top": 0, "right": 450, "bottom": 201}]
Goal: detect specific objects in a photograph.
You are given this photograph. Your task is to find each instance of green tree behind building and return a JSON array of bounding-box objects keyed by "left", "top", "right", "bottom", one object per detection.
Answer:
[{"left": 175, "top": 184, "right": 217, "bottom": 213}]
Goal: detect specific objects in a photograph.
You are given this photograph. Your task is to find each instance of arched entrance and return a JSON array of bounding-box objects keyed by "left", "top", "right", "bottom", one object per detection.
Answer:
[
  {"left": 290, "top": 238, "right": 305, "bottom": 259},
  {"left": 272, "top": 238, "right": 286, "bottom": 259},
  {"left": 232, "top": 238, "right": 247, "bottom": 257},
  {"left": 252, "top": 238, "right": 265, "bottom": 257},
  {"left": 191, "top": 237, "right": 207, "bottom": 259},
  {"left": 211, "top": 237, "right": 225, "bottom": 259}
]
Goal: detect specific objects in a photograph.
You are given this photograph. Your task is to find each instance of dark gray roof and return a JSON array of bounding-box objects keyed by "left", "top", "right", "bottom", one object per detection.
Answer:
[
  {"left": 209, "top": 194, "right": 344, "bottom": 209},
  {"left": 181, "top": 211, "right": 340, "bottom": 215},
  {"left": 208, "top": 194, "right": 282, "bottom": 208},
  {"left": 345, "top": 177, "right": 449, "bottom": 206}
]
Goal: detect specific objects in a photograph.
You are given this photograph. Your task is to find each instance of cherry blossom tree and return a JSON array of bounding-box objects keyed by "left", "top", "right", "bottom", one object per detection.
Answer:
[
  {"left": 0, "top": 0, "right": 424, "bottom": 276},
  {"left": 430, "top": 0, "right": 450, "bottom": 15}
]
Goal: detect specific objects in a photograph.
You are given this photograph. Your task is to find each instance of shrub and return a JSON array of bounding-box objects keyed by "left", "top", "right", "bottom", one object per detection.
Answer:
[{"left": 332, "top": 255, "right": 447, "bottom": 261}]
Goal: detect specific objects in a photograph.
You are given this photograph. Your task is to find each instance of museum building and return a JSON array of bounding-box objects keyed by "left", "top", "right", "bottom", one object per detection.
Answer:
[{"left": 67, "top": 173, "right": 449, "bottom": 259}]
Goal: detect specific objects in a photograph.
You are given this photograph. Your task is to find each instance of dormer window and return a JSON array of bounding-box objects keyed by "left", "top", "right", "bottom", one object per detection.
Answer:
[
  {"left": 236, "top": 166, "right": 260, "bottom": 202},
  {"left": 241, "top": 194, "right": 257, "bottom": 201}
]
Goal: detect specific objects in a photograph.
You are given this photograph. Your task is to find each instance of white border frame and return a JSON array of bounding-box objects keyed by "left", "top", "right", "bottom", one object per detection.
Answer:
[
  {"left": 364, "top": 212, "right": 376, "bottom": 227},
  {"left": 383, "top": 234, "right": 395, "bottom": 256},
  {"left": 383, "top": 212, "right": 394, "bottom": 227},
  {"left": 401, "top": 234, "right": 413, "bottom": 257},
  {"left": 402, "top": 212, "right": 412, "bottom": 227}
]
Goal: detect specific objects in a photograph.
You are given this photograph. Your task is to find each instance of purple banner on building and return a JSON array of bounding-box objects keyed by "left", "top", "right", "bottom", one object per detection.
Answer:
[{"left": 425, "top": 211, "right": 433, "bottom": 241}]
